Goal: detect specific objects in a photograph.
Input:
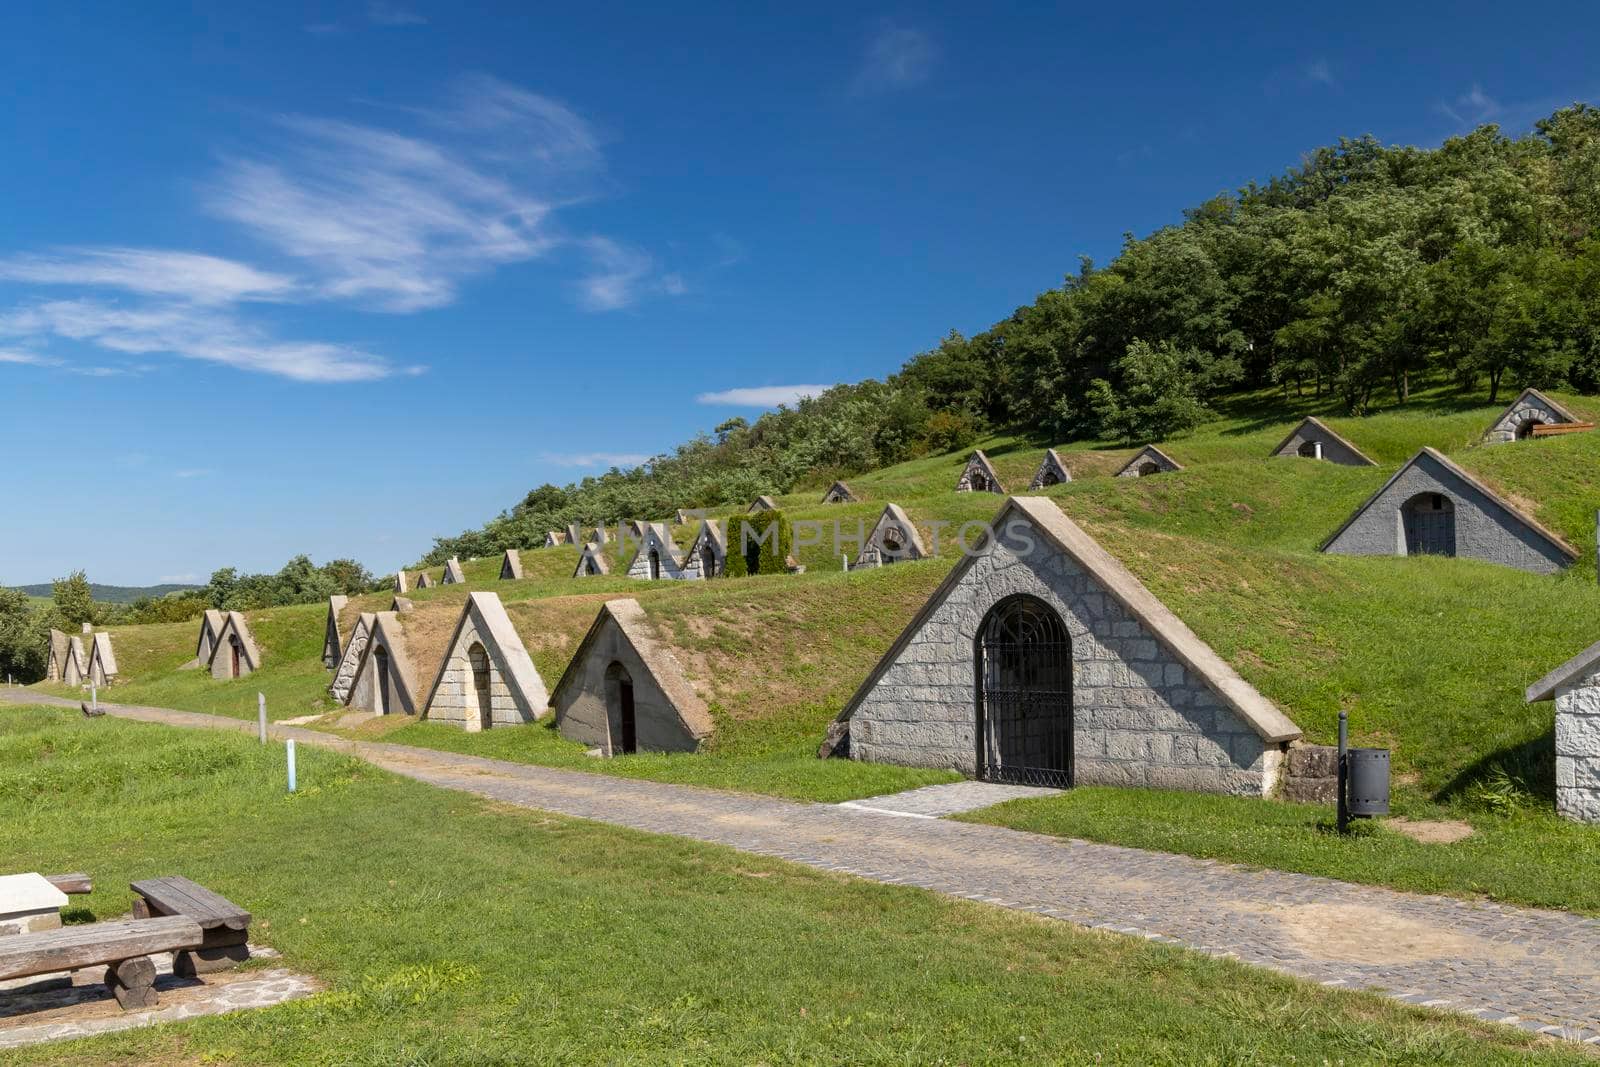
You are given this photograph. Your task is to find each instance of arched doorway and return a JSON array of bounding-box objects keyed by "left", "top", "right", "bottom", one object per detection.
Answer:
[
  {"left": 606, "top": 662, "right": 637, "bottom": 754},
  {"left": 1402, "top": 492, "right": 1456, "bottom": 557},
  {"left": 374, "top": 646, "right": 391, "bottom": 715},
  {"left": 700, "top": 541, "right": 717, "bottom": 578},
  {"left": 880, "top": 526, "right": 905, "bottom": 564},
  {"left": 1039, "top": 470, "right": 1061, "bottom": 487},
  {"left": 1515, "top": 417, "right": 1544, "bottom": 440},
  {"left": 1137, "top": 460, "right": 1161, "bottom": 477},
  {"left": 648, "top": 549, "right": 661, "bottom": 580},
  {"left": 974, "top": 595, "right": 1073, "bottom": 787},
  {"left": 970, "top": 470, "right": 990, "bottom": 492},
  {"left": 1297, "top": 440, "right": 1321, "bottom": 459},
  {"left": 469, "top": 642, "right": 492, "bottom": 730},
  {"left": 229, "top": 636, "right": 242, "bottom": 679}
]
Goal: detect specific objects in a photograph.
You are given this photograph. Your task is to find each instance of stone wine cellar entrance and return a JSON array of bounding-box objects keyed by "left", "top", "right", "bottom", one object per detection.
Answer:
[
  {"left": 975, "top": 594, "right": 1073, "bottom": 787},
  {"left": 823, "top": 496, "right": 1302, "bottom": 798}
]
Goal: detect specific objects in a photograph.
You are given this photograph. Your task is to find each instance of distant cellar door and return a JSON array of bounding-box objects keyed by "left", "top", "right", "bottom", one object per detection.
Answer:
[
  {"left": 974, "top": 595, "right": 1073, "bottom": 788},
  {"left": 230, "top": 637, "right": 242, "bottom": 679},
  {"left": 700, "top": 543, "right": 716, "bottom": 577},
  {"left": 374, "top": 647, "right": 391, "bottom": 715},
  {"left": 619, "top": 680, "right": 637, "bottom": 754},
  {"left": 469, "top": 642, "right": 492, "bottom": 730},
  {"left": 1402, "top": 492, "right": 1456, "bottom": 557}
]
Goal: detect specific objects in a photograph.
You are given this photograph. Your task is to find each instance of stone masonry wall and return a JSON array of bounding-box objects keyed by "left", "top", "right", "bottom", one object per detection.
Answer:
[
  {"left": 1272, "top": 426, "right": 1369, "bottom": 467},
  {"left": 625, "top": 531, "right": 690, "bottom": 581},
  {"left": 847, "top": 527, "right": 1279, "bottom": 796},
  {"left": 1486, "top": 394, "right": 1570, "bottom": 444},
  {"left": 679, "top": 527, "right": 724, "bottom": 579},
  {"left": 1280, "top": 743, "right": 1338, "bottom": 804},
  {"left": 955, "top": 456, "right": 1002, "bottom": 493},
  {"left": 555, "top": 617, "right": 702, "bottom": 755},
  {"left": 330, "top": 627, "right": 368, "bottom": 704},
  {"left": 428, "top": 615, "right": 535, "bottom": 730},
  {"left": 1115, "top": 449, "right": 1177, "bottom": 478},
  {"left": 1556, "top": 673, "right": 1600, "bottom": 824},
  {"left": 1322, "top": 454, "right": 1571, "bottom": 575}
]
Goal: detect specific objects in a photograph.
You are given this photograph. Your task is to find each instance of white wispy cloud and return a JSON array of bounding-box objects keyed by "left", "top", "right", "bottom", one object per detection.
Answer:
[
  {"left": 0, "top": 74, "right": 664, "bottom": 382},
  {"left": 711, "top": 233, "right": 748, "bottom": 268},
  {"left": 0, "top": 300, "right": 396, "bottom": 382},
  {"left": 0, "top": 248, "right": 296, "bottom": 304},
  {"left": 575, "top": 237, "right": 653, "bottom": 311},
  {"left": 172, "top": 468, "right": 212, "bottom": 479},
  {"left": 0, "top": 348, "right": 60, "bottom": 366},
  {"left": 538, "top": 450, "right": 651, "bottom": 469},
  {"left": 853, "top": 22, "right": 937, "bottom": 95},
  {"left": 1439, "top": 84, "right": 1503, "bottom": 127},
  {"left": 367, "top": 1, "right": 427, "bottom": 26},
  {"left": 158, "top": 573, "right": 200, "bottom": 584},
  {"left": 1303, "top": 59, "right": 1336, "bottom": 88},
  {"left": 696, "top": 384, "right": 833, "bottom": 407},
  {"left": 209, "top": 77, "right": 612, "bottom": 312}
]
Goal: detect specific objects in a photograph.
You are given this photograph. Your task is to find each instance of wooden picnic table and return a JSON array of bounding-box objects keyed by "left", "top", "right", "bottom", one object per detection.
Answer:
[{"left": 130, "top": 876, "right": 252, "bottom": 975}]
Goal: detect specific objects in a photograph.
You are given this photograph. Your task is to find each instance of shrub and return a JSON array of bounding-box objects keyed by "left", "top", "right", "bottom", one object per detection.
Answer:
[{"left": 725, "top": 509, "right": 792, "bottom": 577}]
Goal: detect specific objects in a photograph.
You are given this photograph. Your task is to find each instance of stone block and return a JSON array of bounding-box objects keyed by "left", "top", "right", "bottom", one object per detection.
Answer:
[
  {"left": 1148, "top": 765, "right": 1250, "bottom": 794},
  {"left": 1077, "top": 758, "right": 1146, "bottom": 788},
  {"left": 1281, "top": 775, "right": 1337, "bottom": 805},
  {"left": 1556, "top": 755, "right": 1577, "bottom": 789},
  {"left": 1556, "top": 712, "right": 1600, "bottom": 756},
  {"left": 1558, "top": 787, "right": 1600, "bottom": 824},
  {"left": 1286, "top": 743, "right": 1339, "bottom": 779}
]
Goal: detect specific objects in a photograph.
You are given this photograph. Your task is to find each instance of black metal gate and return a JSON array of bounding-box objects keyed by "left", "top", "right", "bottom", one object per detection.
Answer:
[{"left": 975, "top": 595, "right": 1074, "bottom": 788}]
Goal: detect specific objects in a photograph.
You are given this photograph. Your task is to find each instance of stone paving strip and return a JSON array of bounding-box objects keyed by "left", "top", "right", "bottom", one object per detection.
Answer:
[
  {"left": 839, "top": 780, "right": 1062, "bottom": 817},
  {"left": 0, "top": 946, "right": 316, "bottom": 1051},
  {"left": 8, "top": 691, "right": 1600, "bottom": 1046}
]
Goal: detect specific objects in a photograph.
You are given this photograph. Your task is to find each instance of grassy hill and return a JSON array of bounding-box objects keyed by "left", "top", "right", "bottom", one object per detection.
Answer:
[{"left": 37, "top": 387, "right": 1600, "bottom": 910}]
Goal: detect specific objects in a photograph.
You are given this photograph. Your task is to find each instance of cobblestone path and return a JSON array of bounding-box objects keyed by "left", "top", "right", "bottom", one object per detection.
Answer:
[{"left": 10, "top": 691, "right": 1600, "bottom": 1045}]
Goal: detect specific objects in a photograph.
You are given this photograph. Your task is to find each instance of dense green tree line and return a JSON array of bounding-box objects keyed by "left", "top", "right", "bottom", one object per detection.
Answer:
[{"left": 422, "top": 109, "right": 1600, "bottom": 562}]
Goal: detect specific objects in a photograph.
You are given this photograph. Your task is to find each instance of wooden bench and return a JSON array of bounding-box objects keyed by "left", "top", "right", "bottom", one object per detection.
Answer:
[
  {"left": 44, "top": 873, "right": 92, "bottom": 896},
  {"left": 1532, "top": 422, "right": 1596, "bottom": 437},
  {"left": 0, "top": 915, "right": 202, "bottom": 1009},
  {"left": 131, "top": 876, "right": 252, "bottom": 975}
]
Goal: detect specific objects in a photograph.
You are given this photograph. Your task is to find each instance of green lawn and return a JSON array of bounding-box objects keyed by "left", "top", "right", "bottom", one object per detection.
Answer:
[
  {"left": 0, "top": 706, "right": 1585, "bottom": 1065},
  {"left": 959, "top": 786, "right": 1600, "bottom": 915}
]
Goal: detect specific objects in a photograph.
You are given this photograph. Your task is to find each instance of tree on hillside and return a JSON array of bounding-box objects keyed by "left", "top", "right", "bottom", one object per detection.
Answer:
[
  {"left": 0, "top": 585, "right": 46, "bottom": 683},
  {"left": 422, "top": 105, "right": 1600, "bottom": 562},
  {"left": 1088, "top": 340, "right": 1240, "bottom": 445},
  {"left": 52, "top": 570, "right": 94, "bottom": 628}
]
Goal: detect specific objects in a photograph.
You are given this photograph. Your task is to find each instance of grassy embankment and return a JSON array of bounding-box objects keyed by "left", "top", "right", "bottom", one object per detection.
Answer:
[{"left": 34, "top": 389, "right": 1600, "bottom": 909}]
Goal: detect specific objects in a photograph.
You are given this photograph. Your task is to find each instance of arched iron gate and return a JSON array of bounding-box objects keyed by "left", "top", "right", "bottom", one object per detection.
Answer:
[{"left": 975, "top": 594, "right": 1074, "bottom": 788}]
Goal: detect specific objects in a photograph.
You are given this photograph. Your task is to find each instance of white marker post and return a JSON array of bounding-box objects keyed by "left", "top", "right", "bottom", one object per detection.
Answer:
[
  {"left": 257, "top": 693, "right": 267, "bottom": 744},
  {"left": 90, "top": 685, "right": 97, "bottom": 712},
  {"left": 286, "top": 739, "right": 297, "bottom": 793}
]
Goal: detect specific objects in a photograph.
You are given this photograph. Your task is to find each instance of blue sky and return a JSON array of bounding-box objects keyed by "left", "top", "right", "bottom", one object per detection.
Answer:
[{"left": 0, "top": 2, "right": 1591, "bottom": 584}]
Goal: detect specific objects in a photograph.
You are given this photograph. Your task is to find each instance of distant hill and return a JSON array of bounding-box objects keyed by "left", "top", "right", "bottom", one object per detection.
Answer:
[{"left": 15, "top": 582, "right": 203, "bottom": 605}]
